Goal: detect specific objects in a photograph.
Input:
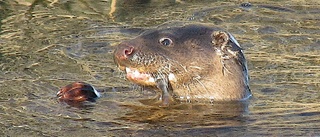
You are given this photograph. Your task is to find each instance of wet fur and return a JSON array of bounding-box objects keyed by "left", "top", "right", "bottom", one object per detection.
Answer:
[{"left": 114, "top": 24, "right": 251, "bottom": 102}]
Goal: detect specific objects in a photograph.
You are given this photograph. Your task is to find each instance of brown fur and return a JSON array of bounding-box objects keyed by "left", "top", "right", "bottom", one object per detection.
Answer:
[{"left": 114, "top": 24, "right": 251, "bottom": 103}]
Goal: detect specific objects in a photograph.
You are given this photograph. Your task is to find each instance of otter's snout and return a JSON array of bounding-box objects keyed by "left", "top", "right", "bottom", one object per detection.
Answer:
[{"left": 114, "top": 42, "right": 135, "bottom": 61}]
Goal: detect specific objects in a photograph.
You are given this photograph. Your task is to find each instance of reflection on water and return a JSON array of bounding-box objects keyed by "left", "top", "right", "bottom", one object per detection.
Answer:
[{"left": 0, "top": 0, "right": 319, "bottom": 136}]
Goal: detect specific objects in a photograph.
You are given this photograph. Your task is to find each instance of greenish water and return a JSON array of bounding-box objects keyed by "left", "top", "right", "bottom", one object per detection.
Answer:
[{"left": 0, "top": 0, "right": 319, "bottom": 136}]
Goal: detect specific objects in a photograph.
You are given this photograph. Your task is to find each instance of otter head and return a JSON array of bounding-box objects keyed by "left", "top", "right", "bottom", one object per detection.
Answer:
[{"left": 114, "top": 24, "right": 251, "bottom": 104}]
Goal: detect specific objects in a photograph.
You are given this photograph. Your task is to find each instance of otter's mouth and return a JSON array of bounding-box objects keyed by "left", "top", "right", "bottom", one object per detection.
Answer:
[
  {"left": 123, "top": 67, "right": 177, "bottom": 87},
  {"left": 125, "top": 67, "right": 156, "bottom": 86}
]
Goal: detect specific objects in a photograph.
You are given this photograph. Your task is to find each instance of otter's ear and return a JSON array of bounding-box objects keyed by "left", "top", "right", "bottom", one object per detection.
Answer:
[
  {"left": 211, "top": 31, "right": 243, "bottom": 51},
  {"left": 211, "top": 31, "right": 229, "bottom": 47}
]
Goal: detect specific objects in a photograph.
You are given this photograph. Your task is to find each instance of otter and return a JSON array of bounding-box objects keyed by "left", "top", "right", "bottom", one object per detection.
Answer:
[{"left": 57, "top": 24, "right": 252, "bottom": 106}]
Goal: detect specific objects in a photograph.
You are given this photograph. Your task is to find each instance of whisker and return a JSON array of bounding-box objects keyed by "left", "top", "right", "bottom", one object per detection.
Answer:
[{"left": 193, "top": 76, "right": 209, "bottom": 94}]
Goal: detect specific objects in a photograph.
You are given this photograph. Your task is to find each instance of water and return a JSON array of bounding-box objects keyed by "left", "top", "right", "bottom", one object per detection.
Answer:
[{"left": 0, "top": 0, "right": 319, "bottom": 136}]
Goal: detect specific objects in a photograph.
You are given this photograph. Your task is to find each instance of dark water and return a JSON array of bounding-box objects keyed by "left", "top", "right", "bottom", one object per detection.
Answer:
[{"left": 0, "top": 0, "right": 319, "bottom": 136}]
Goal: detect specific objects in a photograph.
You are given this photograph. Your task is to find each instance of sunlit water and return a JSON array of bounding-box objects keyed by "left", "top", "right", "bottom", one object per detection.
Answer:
[{"left": 0, "top": 0, "right": 319, "bottom": 136}]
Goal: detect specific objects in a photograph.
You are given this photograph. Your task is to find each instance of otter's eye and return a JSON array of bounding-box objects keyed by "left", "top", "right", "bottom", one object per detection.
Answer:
[{"left": 159, "top": 38, "right": 172, "bottom": 46}]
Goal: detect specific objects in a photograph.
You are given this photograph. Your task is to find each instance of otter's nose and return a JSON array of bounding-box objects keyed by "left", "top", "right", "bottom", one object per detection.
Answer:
[
  {"left": 124, "top": 46, "right": 134, "bottom": 57},
  {"left": 114, "top": 43, "right": 135, "bottom": 60}
]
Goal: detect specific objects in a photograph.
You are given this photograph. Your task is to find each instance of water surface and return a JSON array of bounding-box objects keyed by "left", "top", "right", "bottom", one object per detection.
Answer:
[{"left": 0, "top": 0, "right": 319, "bottom": 136}]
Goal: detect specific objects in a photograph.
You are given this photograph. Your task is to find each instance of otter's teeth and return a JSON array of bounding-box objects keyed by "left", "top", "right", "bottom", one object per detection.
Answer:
[
  {"left": 125, "top": 67, "right": 155, "bottom": 83},
  {"left": 147, "top": 77, "right": 155, "bottom": 83},
  {"left": 168, "top": 73, "right": 177, "bottom": 82},
  {"left": 132, "top": 69, "right": 140, "bottom": 77},
  {"left": 126, "top": 67, "right": 139, "bottom": 77},
  {"left": 125, "top": 67, "right": 131, "bottom": 73}
]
